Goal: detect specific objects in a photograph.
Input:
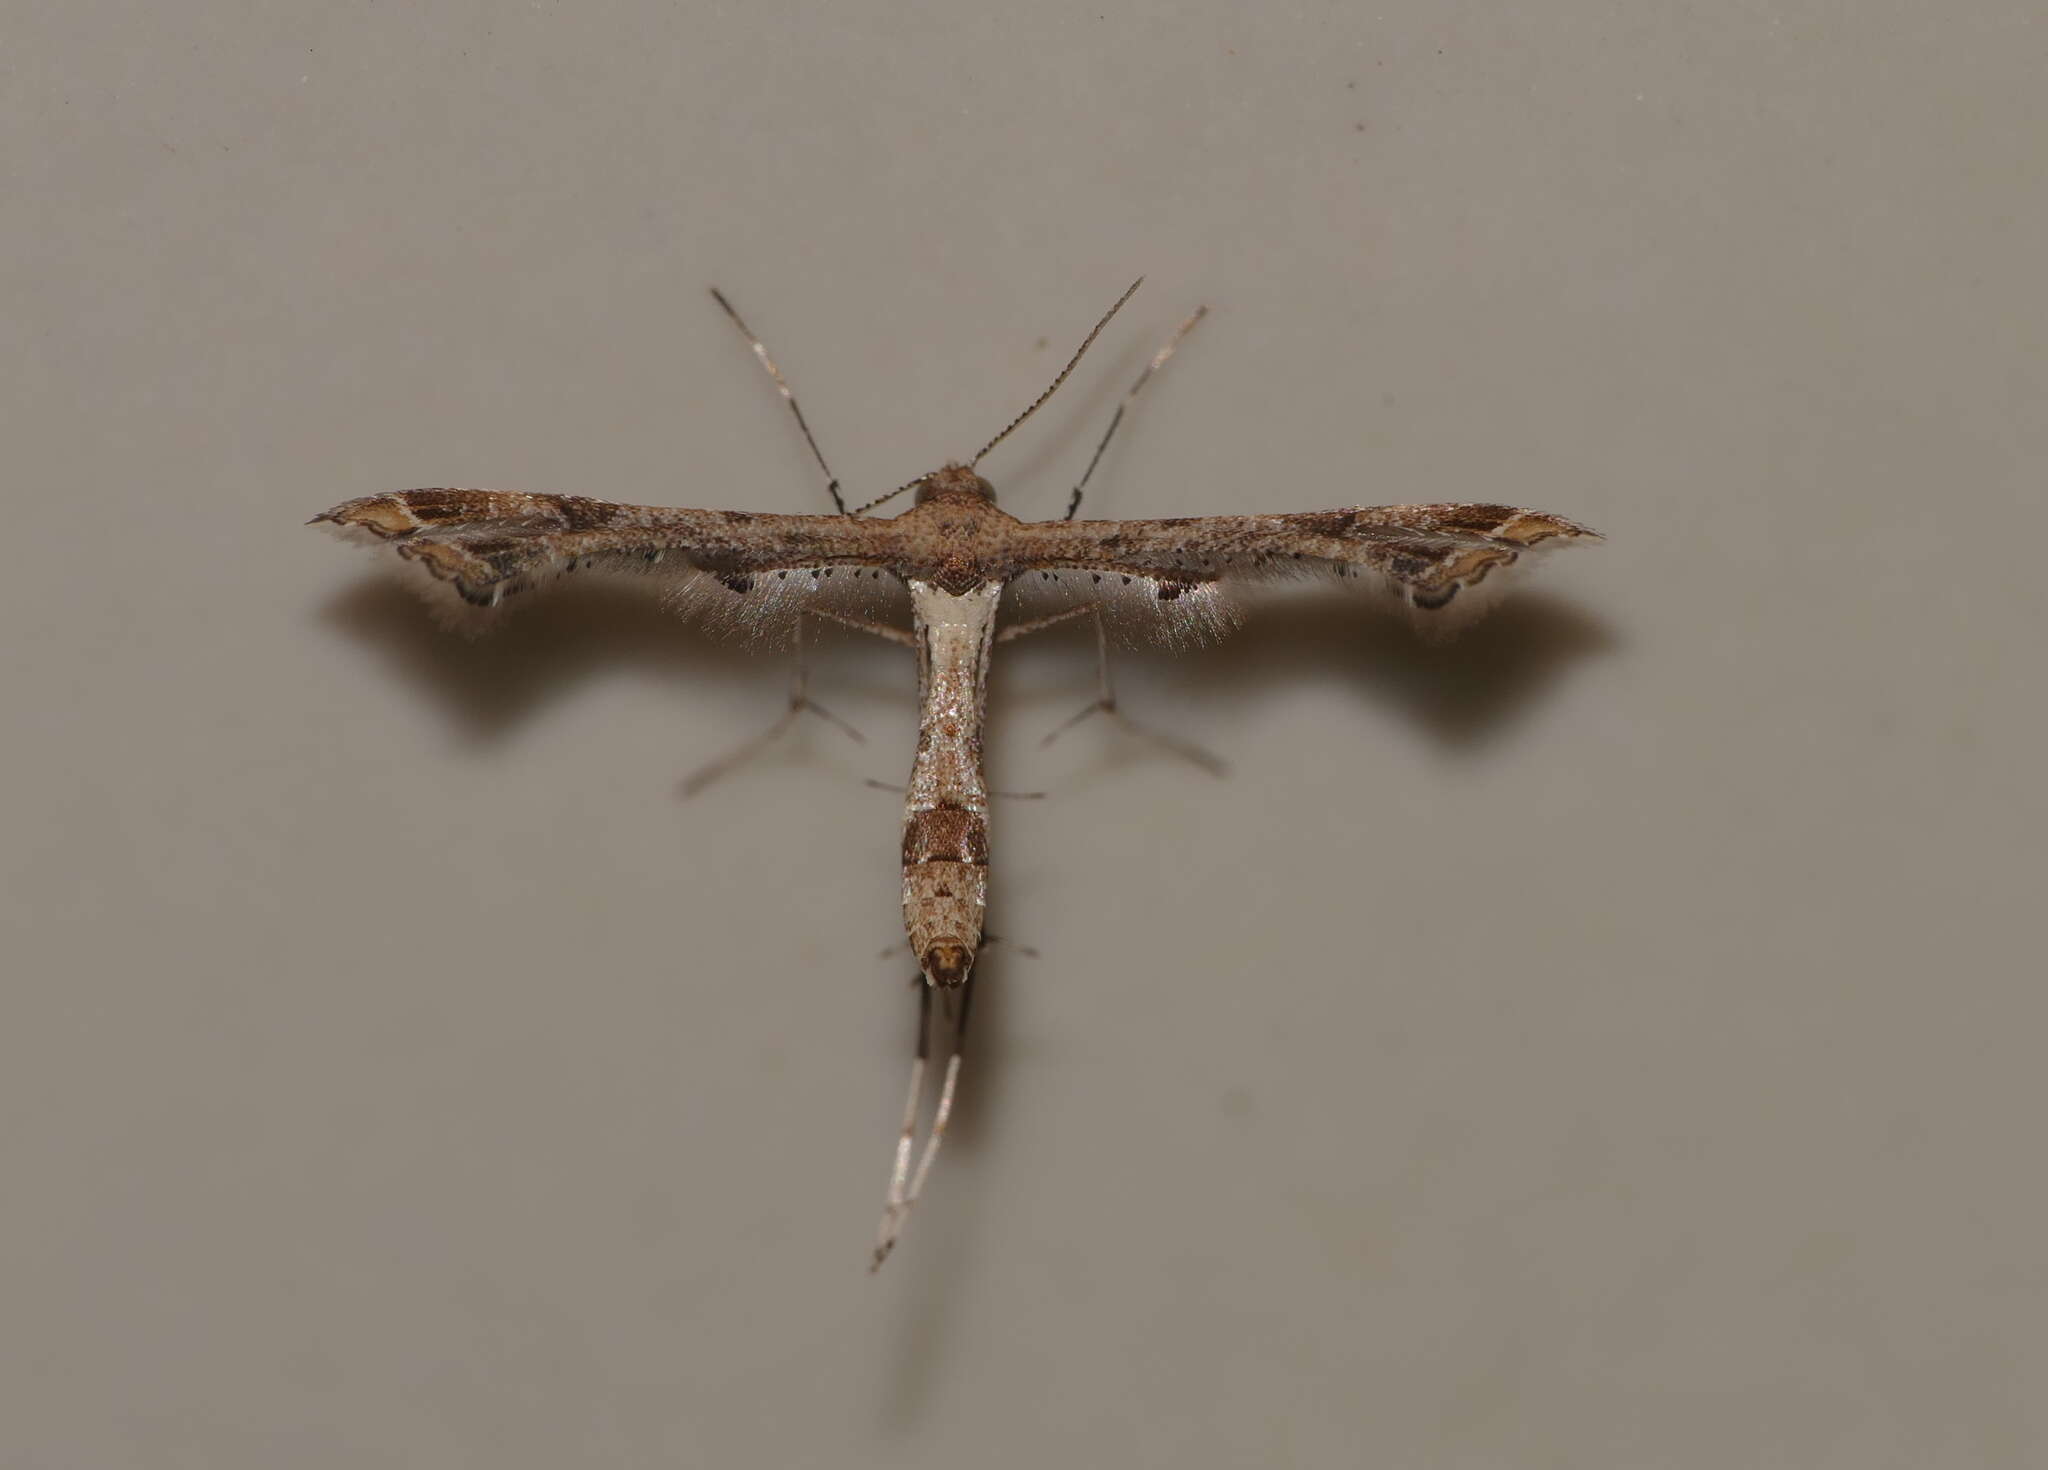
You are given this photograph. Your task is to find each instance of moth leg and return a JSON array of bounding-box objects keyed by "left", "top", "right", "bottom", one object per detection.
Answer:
[
  {"left": 980, "top": 931, "right": 1037, "bottom": 959},
  {"left": 995, "top": 603, "right": 1098, "bottom": 644},
  {"left": 1062, "top": 304, "right": 1207, "bottom": 521},
  {"left": 873, "top": 977, "right": 932, "bottom": 1270},
  {"left": 872, "top": 969, "right": 976, "bottom": 1271},
  {"left": 677, "top": 615, "right": 867, "bottom": 797},
  {"left": 807, "top": 606, "right": 915, "bottom": 647},
  {"left": 1036, "top": 610, "right": 1228, "bottom": 778}
]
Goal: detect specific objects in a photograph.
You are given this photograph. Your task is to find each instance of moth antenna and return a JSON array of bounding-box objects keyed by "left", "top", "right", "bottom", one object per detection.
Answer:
[
  {"left": 850, "top": 279, "right": 1145, "bottom": 514},
  {"left": 709, "top": 287, "right": 849, "bottom": 515},
  {"left": 849, "top": 472, "right": 927, "bottom": 517},
  {"left": 1064, "top": 305, "right": 1207, "bottom": 520},
  {"left": 969, "top": 278, "right": 1145, "bottom": 469}
]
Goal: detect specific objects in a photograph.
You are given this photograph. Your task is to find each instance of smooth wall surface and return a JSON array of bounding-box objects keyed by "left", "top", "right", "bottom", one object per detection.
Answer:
[{"left": 6, "top": 4, "right": 2044, "bottom": 1465}]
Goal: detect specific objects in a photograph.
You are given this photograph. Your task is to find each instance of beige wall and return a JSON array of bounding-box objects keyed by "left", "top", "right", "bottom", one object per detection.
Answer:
[{"left": 6, "top": 4, "right": 2043, "bottom": 1464}]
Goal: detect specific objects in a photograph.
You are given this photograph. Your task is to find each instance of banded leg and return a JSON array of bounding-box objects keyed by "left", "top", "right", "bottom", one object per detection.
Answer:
[
  {"left": 1007, "top": 606, "right": 1228, "bottom": 778},
  {"left": 1062, "top": 303, "right": 1207, "bottom": 521},
  {"left": 679, "top": 614, "right": 904, "bottom": 797},
  {"left": 872, "top": 970, "right": 977, "bottom": 1271},
  {"left": 1015, "top": 303, "right": 1224, "bottom": 774},
  {"left": 710, "top": 287, "right": 849, "bottom": 515}
]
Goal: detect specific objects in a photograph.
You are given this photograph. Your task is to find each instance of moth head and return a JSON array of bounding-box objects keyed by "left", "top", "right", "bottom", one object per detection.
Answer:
[{"left": 913, "top": 463, "right": 997, "bottom": 505}]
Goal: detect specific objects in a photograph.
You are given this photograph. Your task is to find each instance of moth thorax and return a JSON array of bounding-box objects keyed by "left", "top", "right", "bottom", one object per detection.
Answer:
[{"left": 913, "top": 464, "right": 997, "bottom": 504}]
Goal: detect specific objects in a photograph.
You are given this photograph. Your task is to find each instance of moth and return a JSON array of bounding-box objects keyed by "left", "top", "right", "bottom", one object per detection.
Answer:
[{"left": 312, "top": 280, "right": 1600, "bottom": 1266}]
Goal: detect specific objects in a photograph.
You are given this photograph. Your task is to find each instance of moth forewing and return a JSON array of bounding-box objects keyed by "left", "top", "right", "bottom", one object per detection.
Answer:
[
  {"left": 311, "top": 489, "right": 912, "bottom": 644},
  {"left": 999, "top": 503, "right": 1600, "bottom": 644}
]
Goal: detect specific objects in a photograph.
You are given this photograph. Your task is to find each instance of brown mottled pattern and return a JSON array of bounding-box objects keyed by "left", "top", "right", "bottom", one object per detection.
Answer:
[
  {"left": 312, "top": 489, "right": 908, "bottom": 604},
  {"left": 903, "top": 805, "right": 989, "bottom": 866},
  {"left": 312, "top": 481, "right": 1597, "bottom": 612},
  {"left": 1000, "top": 503, "right": 1597, "bottom": 602},
  {"left": 1362, "top": 540, "right": 1519, "bottom": 591}
]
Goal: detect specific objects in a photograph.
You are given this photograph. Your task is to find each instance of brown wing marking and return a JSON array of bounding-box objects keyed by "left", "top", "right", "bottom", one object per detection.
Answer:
[{"left": 311, "top": 490, "right": 903, "bottom": 611}]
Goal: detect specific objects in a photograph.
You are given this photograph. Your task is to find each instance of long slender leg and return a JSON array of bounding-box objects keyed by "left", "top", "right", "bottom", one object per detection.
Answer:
[
  {"left": 1013, "top": 608, "right": 1229, "bottom": 777},
  {"left": 872, "top": 970, "right": 977, "bottom": 1271},
  {"left": 709, "top": 288, "right": 850, "bottom": 515},
  {"left": 903, "top": 976, "right": 972, "bottom": 1207},
  {"left": 1063, "top": 304, "right": 1208, "bottom": 521},
  {"left": 995, "top": 603, "right": 1098, "bottom": 644},
  {"left": 679, "top": 615, "right": 873, "bottom": 797},
  {"left": 991, "top": 307, "right": 1225, "bottom": 776},
  {"left": 876, "top": 978, "right": 933, "bottom": 1265},
  {"left": 808, "top": 606, "right": 916, "bottom": 647}
]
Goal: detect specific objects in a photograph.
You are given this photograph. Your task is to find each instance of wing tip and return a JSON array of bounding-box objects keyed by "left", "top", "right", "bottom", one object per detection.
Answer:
[
  {"left": 308, "top": 494, "right": 431, "bottom": 540},
  {"left": 1500, "top": 509, "right": 1603, "bottom": 546}
]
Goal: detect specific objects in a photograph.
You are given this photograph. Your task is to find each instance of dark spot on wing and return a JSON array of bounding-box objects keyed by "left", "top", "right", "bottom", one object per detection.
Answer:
[
  {"left": 405, "top": 502, "right": 476, "bottom": 523},
  {"left": 456, "top": 536, "right": 521, "bottom": 558},
  {"left": 1431, "top": 504, "right": 1519, "bottom": 533},
  {"left": 552, "top": 497, "right": 627, "bottom": 531}
]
